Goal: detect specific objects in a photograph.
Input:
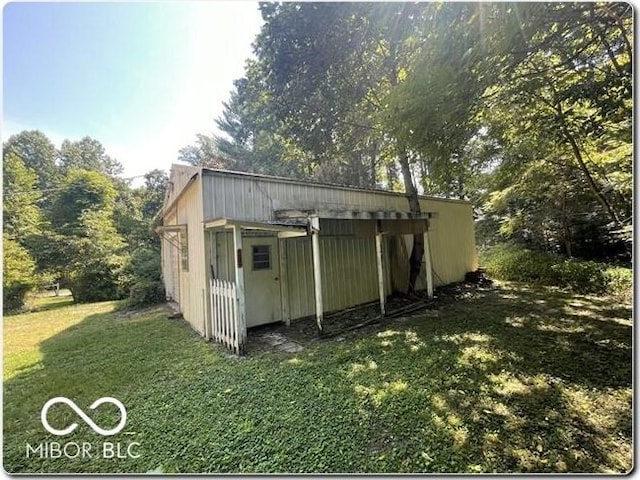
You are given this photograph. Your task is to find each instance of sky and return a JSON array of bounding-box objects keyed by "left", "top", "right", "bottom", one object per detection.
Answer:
[{"left": 3, "top": 1, "right": 263, "bottom": 179}]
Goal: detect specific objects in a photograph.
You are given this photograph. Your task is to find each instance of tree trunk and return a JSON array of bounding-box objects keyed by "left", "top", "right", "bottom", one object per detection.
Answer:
[
  {"left": 560, "top": 185, "right": 572, "bottom": 257},
  {"left": 398, "top": 147, "right": 424, "bottom": 292},
  {"left": 559, "top": 118, "right": 623, "bottom": 228}
]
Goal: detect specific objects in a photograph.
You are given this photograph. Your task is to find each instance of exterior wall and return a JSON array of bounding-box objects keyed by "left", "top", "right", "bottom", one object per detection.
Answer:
[
  {"left": 283, "top": 234, "right": 386, "bottom": 321},
  {"left": 164, "top": 174, "right": 207, "bottom": 335},
  {"left": 164, "top": 164, "right": 200, "bottom": 210},
  {"left": 163, "top": 167, "right": 477, "bottom": 335},
  {"left": 412, "top": 199, "right": 477, "bottom": 287}
]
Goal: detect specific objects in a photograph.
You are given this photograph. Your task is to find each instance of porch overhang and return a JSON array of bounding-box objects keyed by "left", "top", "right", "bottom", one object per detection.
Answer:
[
  {"left": 203, "top": 217, "right": 307, "bottom": 238},
  {"left": 155, "top": 224, "right": 187, "bottom": 250},
  {"left": 155, "top": 224, "right": 187, "bottom": 234},
  {"left": 274, "top": 208, "right": 433, "bottom": 221},
  {"left": 274, "top": 208, "right": 431, "bottom": 235}
]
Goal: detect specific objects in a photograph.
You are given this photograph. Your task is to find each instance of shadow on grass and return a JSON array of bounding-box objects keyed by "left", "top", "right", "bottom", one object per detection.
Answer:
[{"left": 341, "top": 283, "right": 632, "bottom": 472}]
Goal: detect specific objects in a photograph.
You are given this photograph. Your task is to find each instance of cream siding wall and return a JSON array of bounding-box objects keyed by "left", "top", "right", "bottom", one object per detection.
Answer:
[
  {"left": 171, "top": 175, "right": 207, "bottom": 335},
  {"left": 422, "top": 199, "right": 477, "bottom": 286},
  {"left": 163, "top": 168, "right": 476, "bottom": 334}
]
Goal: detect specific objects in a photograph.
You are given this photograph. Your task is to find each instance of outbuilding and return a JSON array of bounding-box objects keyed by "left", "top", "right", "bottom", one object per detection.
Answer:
[{"left": 158, "top": 164, "right": 477, "bottom": 353}]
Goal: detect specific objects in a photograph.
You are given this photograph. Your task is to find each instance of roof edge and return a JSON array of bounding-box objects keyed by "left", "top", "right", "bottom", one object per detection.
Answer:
[{"left": 196, "top": 166, "right": 472, "bottom": 206}]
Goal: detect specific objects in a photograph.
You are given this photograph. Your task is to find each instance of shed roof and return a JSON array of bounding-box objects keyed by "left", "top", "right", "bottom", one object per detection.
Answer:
[{"left": 200, "top": 167, "right": 471, "bottom": 205}]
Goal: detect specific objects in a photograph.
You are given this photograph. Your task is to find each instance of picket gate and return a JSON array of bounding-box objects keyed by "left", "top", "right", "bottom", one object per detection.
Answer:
[{"left": 209, "top": 278, "right": 245, "bottom": 354}]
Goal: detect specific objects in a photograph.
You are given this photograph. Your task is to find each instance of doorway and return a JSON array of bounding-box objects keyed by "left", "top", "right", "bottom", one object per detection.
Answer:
[{"left": 243, "top": 236, "right": 283, "bottom": 327}]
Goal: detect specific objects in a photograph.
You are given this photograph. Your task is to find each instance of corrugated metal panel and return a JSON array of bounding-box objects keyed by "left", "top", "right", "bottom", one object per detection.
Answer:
[
  {"left": 284, "top": 235, "right": 380, "bottom": 320},
  {"left": 284, "top": 237, "right": 314, "bottom": 319},
  {"left": 202, "top": 173, "right": 445, "bottom": 222}
]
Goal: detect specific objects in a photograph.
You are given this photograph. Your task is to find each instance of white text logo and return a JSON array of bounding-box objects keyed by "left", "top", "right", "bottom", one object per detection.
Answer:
[{"left": 41, "top": 397, "right": 127, "bottom": 436}]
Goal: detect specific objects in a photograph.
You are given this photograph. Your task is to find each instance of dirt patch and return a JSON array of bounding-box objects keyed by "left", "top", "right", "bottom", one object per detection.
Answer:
[{"left": 246, "top": 276, "right": 495, "bottom": 354}]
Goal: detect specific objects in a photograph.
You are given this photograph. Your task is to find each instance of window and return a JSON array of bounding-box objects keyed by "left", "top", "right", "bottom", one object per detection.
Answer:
[
  {"left": 252, "top": 245, "right": 271, "bottom": 270},
  {"left": 180, "top": 230, "right": 189, "bottom": 271}
]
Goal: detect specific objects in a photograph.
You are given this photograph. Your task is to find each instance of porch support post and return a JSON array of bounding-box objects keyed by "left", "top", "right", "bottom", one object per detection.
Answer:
[
  {"left": 278, "top": 238, "right": 290, "bottom": 326},
  {"left": 203, "top": 231, "right": 212, "bottom": 339},
  {"left": 232, "top": 225, "right": 247, "bottom": 346},
  {"left": 424, "top": 229, "right": 434, "bottom": 298},
  {"left": 375, "top": 224, "right": 386, "bottom": 316},
  {"left": 310, "top": 216, "right": 324, "bottom": 334}
]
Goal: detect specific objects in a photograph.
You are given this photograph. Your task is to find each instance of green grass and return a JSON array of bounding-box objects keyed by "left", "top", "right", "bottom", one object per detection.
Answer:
[{"left": 3, "top": 283, "right": 632, "bottom": 473}]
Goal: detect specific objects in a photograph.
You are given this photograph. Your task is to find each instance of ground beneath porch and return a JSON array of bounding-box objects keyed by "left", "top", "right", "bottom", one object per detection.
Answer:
[{"left": 246, "top": 274, "right": 492, "bottom": 355}]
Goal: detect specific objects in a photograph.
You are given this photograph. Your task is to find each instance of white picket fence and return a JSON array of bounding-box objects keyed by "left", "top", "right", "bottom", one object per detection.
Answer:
[{"left": 209, "top": 278, "right": 245, "bottom": 354}]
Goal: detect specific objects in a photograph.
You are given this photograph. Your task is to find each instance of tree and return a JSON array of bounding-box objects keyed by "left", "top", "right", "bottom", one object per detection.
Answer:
[
  {"left": 3, "top": 130, "right": 58, "bottom": 192},
  {"left": 59, "top": 136, "right": 123, "bottom": 177},
  {"left": 63, "top": 209, "right": 128, "bottom": 302},
  {"left": 3, "top": 153, "right": 42, "bottom": 242},
  {"left": 178, "top": 133, "right": 224, "bottom": 167},
  {"left": 48, "top": 168, "right": 126, "bottom": 301},
  {"left": 476, "top": 2, "right": 632, "bottom": 257},
  {"left": 50, "top": 169, "right": 118, "bottom": 236}
]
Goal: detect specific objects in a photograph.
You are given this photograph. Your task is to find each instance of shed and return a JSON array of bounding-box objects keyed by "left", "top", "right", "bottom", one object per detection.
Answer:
[{"left": 157, "top": 164, "right": 477, "bottom": 353}]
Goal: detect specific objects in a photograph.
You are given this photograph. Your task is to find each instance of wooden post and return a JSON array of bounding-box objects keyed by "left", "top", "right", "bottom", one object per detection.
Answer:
[
  {"left": 375, "top": 227, "right": 386, "bottom": 316},
  {"left": 310, "top": 216, "right": 324, "bottom": 334},
  {"left": 424, "top": 229, "right": 434, "bottom": 298},
  {"left": 232, "top": 225, "right": 247, "bottom": 348},
  {"left": 203, "top": 231, "right": 211, "bottom": 340},
  {"left": 278, "top": 238, "right": 290, "bottom": 326}
]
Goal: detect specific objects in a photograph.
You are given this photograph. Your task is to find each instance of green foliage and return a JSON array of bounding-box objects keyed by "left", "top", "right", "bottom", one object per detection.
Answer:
[
  {"left": 50, "top": 169, "right": 118, "bottom": 236},
  {"left": 126, "top": 246, "right": 166, "bottom": 308},
  {"left": 3, "top": 236, "right": 37, "bottom": 312},
  {"left": 3, "top": 153, "right": 42, "bottom": 241},
  {"left": 4, "top": 283, "right": 631, "bottom": 473},
  {"left": 480, "top": 244, "right": 562, "bottom": 285},
  {"left": 604, "top": 267, "right": 633, "bottom": 303},
  {"left": 64, "top": 210, "right": 128, "bottom": 303},
  {"left": 58, "top": 136, "right": 123, "bottom": 176},
  {"left": 3, "top": 130, "right": 58, "bottom": 191},
  {"left": 481, "top": 244, "right": 631, "bottom": 296}
]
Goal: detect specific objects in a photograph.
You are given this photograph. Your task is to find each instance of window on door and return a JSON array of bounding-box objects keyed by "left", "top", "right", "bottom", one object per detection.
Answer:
[{"left": 252, "top": 245, "right": 271, "bottom": 270}]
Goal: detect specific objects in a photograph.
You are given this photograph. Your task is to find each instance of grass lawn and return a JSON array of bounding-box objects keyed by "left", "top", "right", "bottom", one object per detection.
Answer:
[{"left": 3, "top": 282, "right": 632, "bottom": 473}]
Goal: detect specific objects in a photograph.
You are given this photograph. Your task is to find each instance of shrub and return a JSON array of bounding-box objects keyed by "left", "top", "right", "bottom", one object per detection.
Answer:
[
  {"left": 551, "top": 259, "right": 608, "bottom": 294},
  {"left": 3, "top": 236, "right": 37, "bottom": 312},
  {"left": 126, "top": 246, "right": 165, "bottom": 308},
  {"left": 68, "top": 256, "right": 126, "bottom": 303},
  {"left": 604, "top": 267, "right": 632, "bottom": 302},
  {"left": 480, "top": 244, "right": 561, "bottom": 285},
  {"left": 481, "top": 243, "right": 630, "bottom": 297}
]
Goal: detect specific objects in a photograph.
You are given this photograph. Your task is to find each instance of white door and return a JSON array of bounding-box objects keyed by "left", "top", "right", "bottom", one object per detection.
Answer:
[{"left": 244, "top": 236, "right": 283, "bottom": 327}]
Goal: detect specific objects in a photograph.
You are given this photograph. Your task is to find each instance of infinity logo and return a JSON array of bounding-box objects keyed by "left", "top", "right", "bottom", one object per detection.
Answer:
[{"left": 41, "top": 397, "right": 127, "bottom": 436}]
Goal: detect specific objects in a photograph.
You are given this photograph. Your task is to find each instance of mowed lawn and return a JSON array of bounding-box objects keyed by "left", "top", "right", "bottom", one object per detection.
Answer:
[{"left": 3, "top": 283, "right": 632, "bottom": 474}]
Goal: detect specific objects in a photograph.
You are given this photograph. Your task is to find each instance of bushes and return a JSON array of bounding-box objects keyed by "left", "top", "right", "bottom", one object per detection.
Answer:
[
  {"left": 604, "top": 267, "right": 633, "bottom": 303},
  {"left": 480, "top": 244, "right": 632, "bottom": 298},
  {"left": 3, "top": 236, "right": 37, "bottom": 312},
  {"left": 126, "top": 246, "right": 165, "bottom": 308}
]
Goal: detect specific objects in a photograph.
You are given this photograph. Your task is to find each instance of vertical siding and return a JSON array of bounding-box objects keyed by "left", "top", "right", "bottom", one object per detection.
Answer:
[
  {"left": 284, "top": 235, "right": 380, "bottom": 321},
  {"left": 174, "top": 176, "right": 206, "bottom": 335}
]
